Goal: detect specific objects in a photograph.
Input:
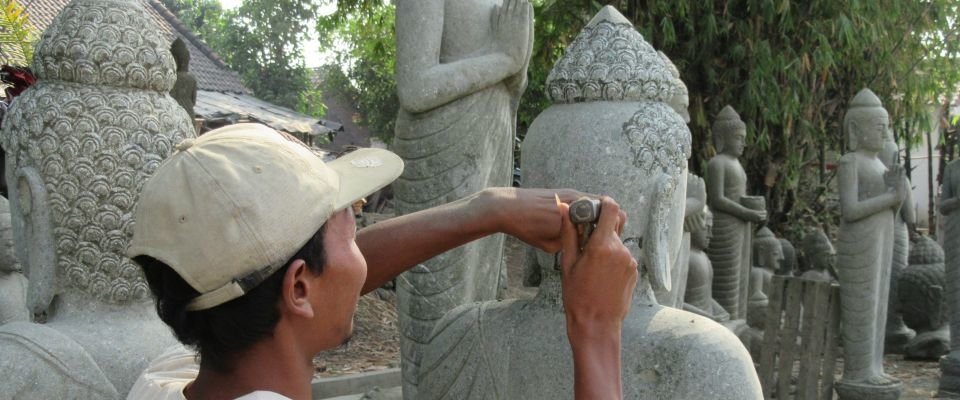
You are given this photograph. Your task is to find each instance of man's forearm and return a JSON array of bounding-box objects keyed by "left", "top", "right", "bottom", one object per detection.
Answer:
[
  {"left": 356, "top": 191, "right": 495, "bottom": 294},
  {"left": 569, "top": 322, "right": 623, "bottom": 400}
]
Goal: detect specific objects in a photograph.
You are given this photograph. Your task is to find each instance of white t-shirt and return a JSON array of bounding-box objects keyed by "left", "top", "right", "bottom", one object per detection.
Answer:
[{"left": 127, "top": 344, "right": 291, "bottom": 400}]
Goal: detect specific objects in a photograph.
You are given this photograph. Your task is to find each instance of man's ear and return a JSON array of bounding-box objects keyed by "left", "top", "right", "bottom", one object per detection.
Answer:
[{"left": 281, "top": 259, "right": 314, "bottom": 318}]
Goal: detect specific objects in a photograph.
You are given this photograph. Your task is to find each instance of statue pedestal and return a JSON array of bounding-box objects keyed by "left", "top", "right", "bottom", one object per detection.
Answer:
[
  {"left": 835, "top": 380, "right": 902, "bottom": 400},
  {"left": 939, "top": 353, "right": 960, "bottom": 397}
]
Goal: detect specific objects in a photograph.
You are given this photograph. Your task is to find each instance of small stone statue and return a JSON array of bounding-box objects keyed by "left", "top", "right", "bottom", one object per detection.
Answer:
[
  {"left": 169, "top": 38, "right": 197, "bottom": 121},
  {"left": 900, "top": 234, "right": 949, "bottom": 360},
  {"left": 0, "top": 0, "right": 193, "bottom": 396},
  {"left": 799, "top": 228, "right": 835, "bottom": 282},
  {"left": 706, "top": 105, "right": 767, "bottom": 319},
  {"left": 882, "top": 137, "right": 917, "bottom": 354},
  {"left": 392, "top": 1, "right": 533, "bottom": 394},
  {"left": 939, "top": 158, "right": 960, "bottom": 396},
  {"left": 683, "top": 206, "right": 729, "bottom": 321},
  {"left": 0, "top": 196, "right": 28, "bottom": 325},
  {"left": 834, "top": 88, "right": 904, "bottom": 400},
  {"left": 747, "top": 227, "right": 780, "bottom": 329},
  {"left": 417, "top": 7, "right": 762, "bottom": 399}
]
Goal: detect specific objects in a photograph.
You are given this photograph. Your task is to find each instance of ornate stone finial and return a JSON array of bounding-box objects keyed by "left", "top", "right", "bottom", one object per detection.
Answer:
[
  {"left": 545, "top": 5, "right": 679, "bottom": 103},
  {"left": 910, "top": 235, "right": 946, "bottom": 266},
  {"left": 31, "top": 0, "right": 176, "bottom": 92},
  {"left": 712, "top": 105, "right": 746, "bottom": 138},
  {"left": 849, "top": 88, "right": 883, "bottom": 110},
  {"left": 802, "top": 228, "right": 833, "bottom": 262},
  {"left": 658, "top": 51, "right": 687, "bottom": 96}
]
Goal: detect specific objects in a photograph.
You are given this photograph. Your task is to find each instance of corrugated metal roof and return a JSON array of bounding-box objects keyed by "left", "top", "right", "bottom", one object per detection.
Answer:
[{"left": 196, "top": 90, "right": 332, "bottom": 137}]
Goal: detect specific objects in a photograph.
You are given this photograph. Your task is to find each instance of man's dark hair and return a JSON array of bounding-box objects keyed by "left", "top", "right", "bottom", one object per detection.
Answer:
[{"left": 134, "top": 225, "right": 327, "bottom": 372}]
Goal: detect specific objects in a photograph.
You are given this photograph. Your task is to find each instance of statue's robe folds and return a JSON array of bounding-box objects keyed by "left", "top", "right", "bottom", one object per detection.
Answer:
[
  {"left": 393, "top": 84, "right": 515, "bottom": 390},
  {"left": 418, "top": 286, "right": 763, "bottom": 400},
  {"left": 836, "top": 155, "right": 896, "bottom": 380}
]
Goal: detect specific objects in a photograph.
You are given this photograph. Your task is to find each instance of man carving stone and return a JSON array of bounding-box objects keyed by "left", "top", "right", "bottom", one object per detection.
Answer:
[
  {"left": 706, "top": 105, "right": 767, "bottom": 319},
  {"left": 392, "top": 1, "right": 533, "bottom": 395},
  {"left": 834, "top": 88, "right": 904, "bottom": 399}
]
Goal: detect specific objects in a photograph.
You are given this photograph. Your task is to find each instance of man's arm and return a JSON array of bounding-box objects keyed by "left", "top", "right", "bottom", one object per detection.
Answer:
[{"left": 356, "top": 187, "right": 590, "bottom": 294}]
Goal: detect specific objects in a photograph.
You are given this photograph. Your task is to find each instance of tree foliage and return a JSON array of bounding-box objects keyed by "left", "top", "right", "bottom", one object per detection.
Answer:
[
  {"left": 0, "top": 0, "right": 37, "bottom": 67},
  {"left": 321, "top": 0, "right": 960, "bottom": 234},
  {"left": 315, "top": 1, "right": 396, "bottom": 140},
  {"left": 161, "top": 0, "right": 325, "bottom": 117}
]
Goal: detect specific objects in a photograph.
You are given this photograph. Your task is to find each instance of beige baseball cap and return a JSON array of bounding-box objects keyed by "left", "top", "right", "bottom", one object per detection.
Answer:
[{"left": 128, "top": 123, "right": 403, "bottom": 311}]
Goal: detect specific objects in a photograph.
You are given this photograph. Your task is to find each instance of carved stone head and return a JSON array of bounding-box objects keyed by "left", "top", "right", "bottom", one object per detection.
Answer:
[
  {"left": 901, "top": 235, "right": 947, "bottom": 331},
  {"left": 801, "top": 228, "right": 835, "bottom": 273},
  {"left": 778, "top": 238, "right": 797, "bottom": 276},
  {"left": 753, "top": 227, "right": 782, "bottom": 272},
  {"left": 844, "top": 89, "right": 888, "bottom": 152},
  {"left": 526, "top": 6, "right": 690, "bottom": 291},
  {"left": 712, "top": 105, "right": 746, "bottom": 156},
  {"left": 1, "top": 0, "right": 193, "bottom": 312},
  {"left": 686, "top": 207, "right": 713, "bottom": 251}
]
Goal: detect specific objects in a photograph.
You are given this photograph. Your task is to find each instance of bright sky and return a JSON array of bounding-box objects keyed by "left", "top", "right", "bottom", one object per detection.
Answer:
[{"left": 218, "top": 0, "right": 336, "bottom": 68}]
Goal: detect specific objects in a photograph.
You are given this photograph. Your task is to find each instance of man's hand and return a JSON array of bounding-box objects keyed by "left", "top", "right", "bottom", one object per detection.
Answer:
[
  {"left": 479, "top": 187, "right": 624, "bottom": 253},
  {"left": 557, "top": 197, "right": 636, "bottom": 400}
]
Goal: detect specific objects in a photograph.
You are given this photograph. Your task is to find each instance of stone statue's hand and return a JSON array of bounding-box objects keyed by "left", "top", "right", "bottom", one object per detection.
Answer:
[
  {"left": 748, "top": 209, "right": 767, "bottom": 224},
  {"left": 492, "top": 0, "right": 532, "bottom": 72},
  {"left": 486, "top": 187, "right": 615, "bottom": 253},
  {"left": 558, "top": 197, "right": 637, "bottom": 332},
  {"left": 885, "top": 164, "right": 907, "bottom": 204}
]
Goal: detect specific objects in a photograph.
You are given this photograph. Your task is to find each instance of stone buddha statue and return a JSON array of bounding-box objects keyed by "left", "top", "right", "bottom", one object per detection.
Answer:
[
  {"left": 939, "top": 158, "right": 960, "bottom": 396},
  {"left": 900, "top": 234, "right": 949, "bottom": 360},
  {"left": 799, "top": 228, "right": 835, "bottom": 282},
  {"left": 706, "top": 105, "right": 767, "bottom": 319},
  {"left": 683, "top": 206, "right": 729, "bottom": 321},
  {"left": 0, "top": 0, "right": 193, "bottom": 397},
  {"left": 0, "top": 196, "right": 28, "bottom": 325},
  {"left": 392, "top": 1, "right": 533, "bottom": 395},
  {"left": 834, "top": 88, "right": 905, "bottom": 400},
  {"left": 169, "top": 38, "right": 198, "bottom": 121},
  {"left": 416, "top": 7, "right": 762, "bottom": 399},
  {"left": 747, "top": 227, "right": 781, "bottom": 329}
]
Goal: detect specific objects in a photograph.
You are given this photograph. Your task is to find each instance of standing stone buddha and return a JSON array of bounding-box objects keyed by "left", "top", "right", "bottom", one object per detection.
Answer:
[
  {"left": 834, "top": 88, "right": 904, "bottom": 400},
  {"left": 706, "top": 106, "right": 767, "bottom": 319}
]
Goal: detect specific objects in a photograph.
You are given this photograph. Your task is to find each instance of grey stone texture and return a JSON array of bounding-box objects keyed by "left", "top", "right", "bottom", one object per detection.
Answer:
[
  {"left": 747, "top": 227, "right": 780, "bottom": 330},
  {"left": 392, "top": 1, "right": 533, "bottom": 397},
  {"left": 900, "top": 234, "right": 949, "bottom": 360},
  {"left": 415, "top": 7, "right": 761, "bottom": 399},
  {"left": 778, "top": 237, "right": 798, "bottom": 276},
  {"left": 706, "top": 106, "right": 767, "bottom": 320},
  {"left": 834, "top": 88, "right": 903, "bottom": 399},
  {"left": 941, "top": 158, "right": 960, "bottom": 396},
  {"left": 0, "top": 196, "right": 28, "bottom": 325},
  {"left": 0, "top": 0, "right": 193, "bottom": 397}
]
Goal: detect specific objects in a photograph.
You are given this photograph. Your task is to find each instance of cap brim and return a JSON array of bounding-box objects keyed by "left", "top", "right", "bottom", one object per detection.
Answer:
[{"left": 326, "top": 148, "right": 404, "bottom": 211}]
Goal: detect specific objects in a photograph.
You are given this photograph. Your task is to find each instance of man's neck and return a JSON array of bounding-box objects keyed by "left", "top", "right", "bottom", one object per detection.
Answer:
[{"left": 185, "top": 330, "right": 314, "bottom": 400}]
